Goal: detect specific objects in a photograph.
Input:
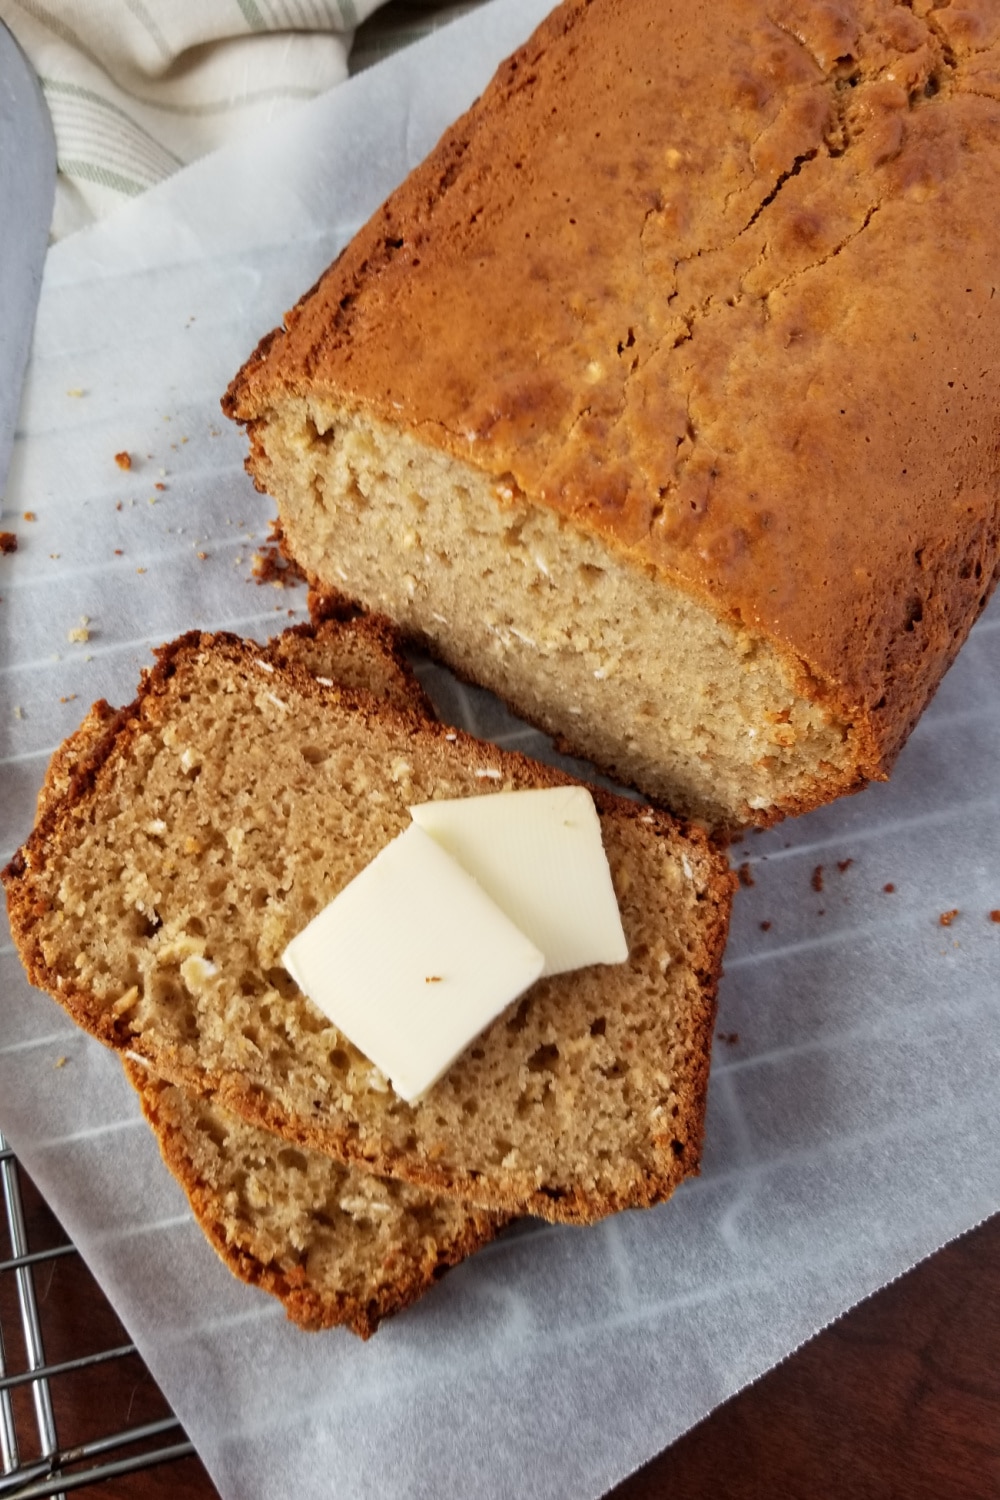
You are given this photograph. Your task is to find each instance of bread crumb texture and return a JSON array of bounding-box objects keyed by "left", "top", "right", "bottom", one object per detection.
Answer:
[
  {"left": 128, "top": 1063, "right": 506, "bottom": 1337},
  {"left": 30, "top": 617, "right": 500, "bottom": 1336},
  {"left": 4, "top": 629, "right": 734, "bottom": 1225},
  {"left": 225, "top": 0, "right": 1000, "bottom": 830}
]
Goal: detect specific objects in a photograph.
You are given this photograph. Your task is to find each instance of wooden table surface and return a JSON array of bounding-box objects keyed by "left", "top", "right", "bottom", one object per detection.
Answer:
[{"left": 3, "top": 1165, "right": 998, "bottom": 1500}]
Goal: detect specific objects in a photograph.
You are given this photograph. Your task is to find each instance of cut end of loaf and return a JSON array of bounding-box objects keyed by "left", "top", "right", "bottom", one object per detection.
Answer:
[{"left": 242, "top": 399, "right": 872, "bottom": 830}]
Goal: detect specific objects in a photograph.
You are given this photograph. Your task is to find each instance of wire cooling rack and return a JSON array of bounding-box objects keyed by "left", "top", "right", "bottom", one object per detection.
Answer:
[{"left": 0, "top": 1134, "right": 196, "bottom": 1498}]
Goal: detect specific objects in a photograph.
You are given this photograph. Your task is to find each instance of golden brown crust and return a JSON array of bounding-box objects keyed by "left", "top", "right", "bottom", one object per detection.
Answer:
[
  {"left": 225, "top": 0, "right": 1000, "bottom": 790},
  {"left": 36, "top": 700, "right": 119, "bottom": 813}
]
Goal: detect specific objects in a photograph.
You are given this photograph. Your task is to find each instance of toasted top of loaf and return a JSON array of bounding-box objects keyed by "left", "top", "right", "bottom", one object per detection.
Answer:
[
  {"left": 4, "top": 630, "right": 734, "bottom": 1224},
  {"left": 125, "top": 1059, "right": 505, "bottom": 1337},
  {"left": 225, "top": 0, "right": 1000, "bottom": 780}
]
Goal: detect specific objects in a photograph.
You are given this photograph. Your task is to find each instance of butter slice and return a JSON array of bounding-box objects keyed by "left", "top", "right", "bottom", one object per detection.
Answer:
[
  {"left": 281, "top": 824, "right": 544, "bottom": 1102},
  {"left": 410, "top": 786, "right": 628, "bottom": 976}
]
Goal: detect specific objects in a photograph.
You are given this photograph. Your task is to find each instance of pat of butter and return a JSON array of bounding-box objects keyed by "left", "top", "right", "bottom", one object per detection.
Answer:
[
  {"left": 281, "top": 824, "right": 543, "bottom": 1102},
  {"left": 410, "top": 786, "right": 628, "bottom": 976}
]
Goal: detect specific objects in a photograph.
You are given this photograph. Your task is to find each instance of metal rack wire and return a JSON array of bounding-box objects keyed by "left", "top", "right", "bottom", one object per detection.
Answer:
[{"left": 0, "top": 1134, "right": 195, "bottom": 1498}]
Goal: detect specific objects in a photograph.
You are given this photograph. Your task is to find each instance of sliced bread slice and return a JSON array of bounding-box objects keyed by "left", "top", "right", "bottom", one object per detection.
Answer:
[
  {"left": 4, "top": 629, "right": 735, "bottom": 1224},
  {"left": 37, "top": 611, "right": 433, "bottom": 815},
  {"left": 124, "top": 1058, "right": 505, "bottom": 1336},
  {"left": 36, "top": 615, "right": 505, "bottom": 1336}
]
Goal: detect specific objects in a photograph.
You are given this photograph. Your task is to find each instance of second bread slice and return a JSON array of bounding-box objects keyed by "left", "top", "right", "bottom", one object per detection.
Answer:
[
  {"left": 125, "top": 1058, "right": 505, "bottom": 1336},
  {"left": 5, "top": 629, "right": 735, "bottom": 1224}
]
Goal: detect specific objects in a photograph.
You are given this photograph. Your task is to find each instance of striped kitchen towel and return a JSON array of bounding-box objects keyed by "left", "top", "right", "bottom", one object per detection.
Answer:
[{"left": 0, "top": 0, "right": 387, "bottom": 238}]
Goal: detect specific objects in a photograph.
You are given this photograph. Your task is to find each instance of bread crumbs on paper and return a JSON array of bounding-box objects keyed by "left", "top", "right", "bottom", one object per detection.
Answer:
[
  {"left": 883, "top": 882, "right": 896, "bottom": 893},
  {"left": 737, "top": 862, "right": 754, "bottom": 888},
  {"left": 939, "top": 909, "right": 959, "bottom": 927},
  {"left": 114, "top": 451, "right": 131, "bottom": 470},
  {"left": 54, "top": 1056, "right": 67, "bottom": 1069},
  {"left": 67, "top": 627, "right": 90, "bottom": 643},
  {"left": 759, "top": 919, "right": 772, "bottom": 931},
  {"left": 23, "top": 511, "right": 36, "bottom": 522},
  {"left": 811, "top": 865, "right": 824, "bottom": 893},
  {"left": 989, "top": 911, "right": 1000, "bottom": 923},
  {"left": 837, "top": 859, "right": 853, "bottom": 873},
  {"left": 0, "top": 533, "right": 16, "bottom": 554},
  {"left": 251, "top": 543, "right": 306, "bottom": 587}
]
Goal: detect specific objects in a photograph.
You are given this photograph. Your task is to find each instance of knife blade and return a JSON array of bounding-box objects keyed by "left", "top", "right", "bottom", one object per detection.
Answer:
[{"left": 0, "top": 21, "right": 55, "bottom": 501}]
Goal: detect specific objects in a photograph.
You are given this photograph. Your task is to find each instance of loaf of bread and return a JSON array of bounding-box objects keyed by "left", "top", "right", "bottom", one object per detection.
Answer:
[
  {"left": 223, "top": 0, "right": 1000, "bottom": 830},
  {"left": 4, "top": 628, "right": 734, "bottom": 1224},
  {"left": 34, "top": 615, "right": 504, "bottom": 1336}
]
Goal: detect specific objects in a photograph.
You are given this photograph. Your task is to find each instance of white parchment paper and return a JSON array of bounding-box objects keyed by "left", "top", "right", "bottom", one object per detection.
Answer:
[{"left": 1, "top": 4, "right": 998, "bottom": 1496}]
